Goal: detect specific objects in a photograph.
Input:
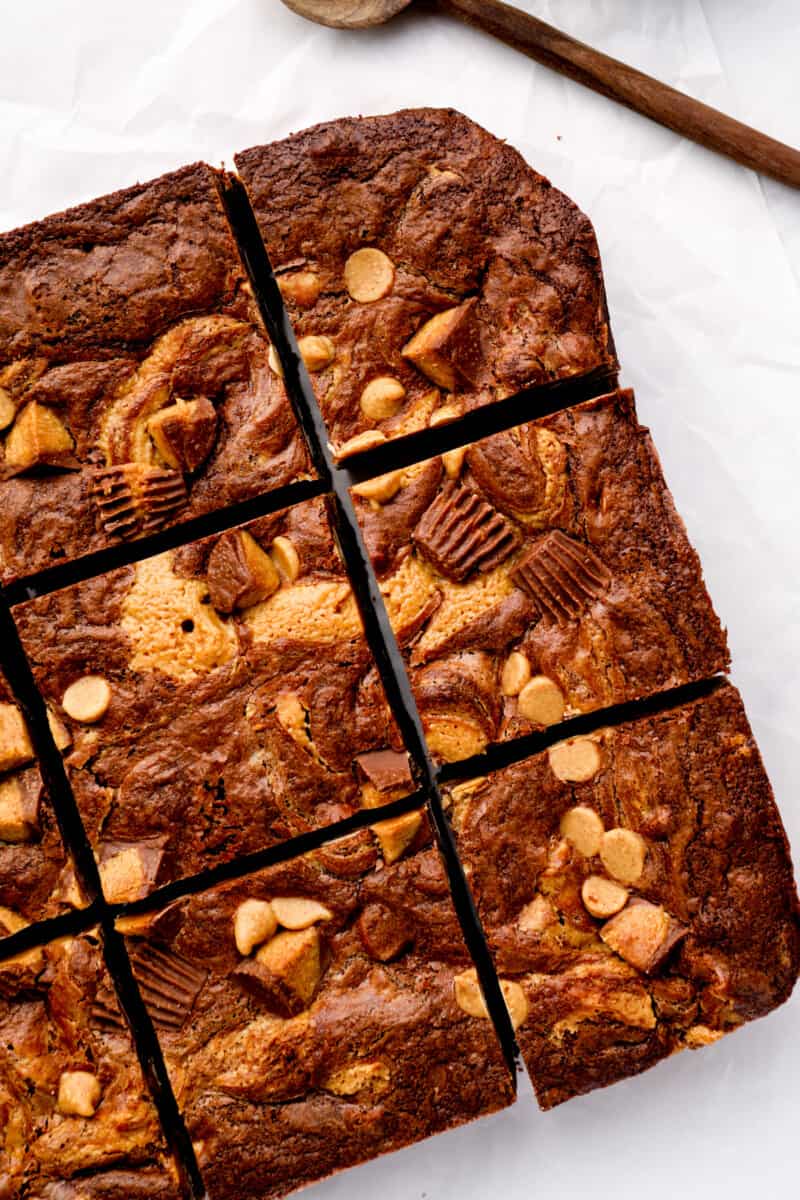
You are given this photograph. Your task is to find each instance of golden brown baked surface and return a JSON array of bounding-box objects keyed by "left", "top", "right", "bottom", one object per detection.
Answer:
[
  {"left": 0, "top": 929, "right": 183, "bottom": 1197},
  {"left": 120, "top": 821, "right": 514, "bottom": 1200},
  {"left": 448, "top": 684, "right": 800, "bottom": 1109},
  {"left": 235, "top": 108, "right": 617, "bottom": 457},
  {"left": 0, "top": 162, "right": 312, "bottom": 583},
  {"left": 13, "top": 497, "right": 413, "bottom": 901},
  {"left": 351, "top": 388, "right": 729, "bottom": 762}
]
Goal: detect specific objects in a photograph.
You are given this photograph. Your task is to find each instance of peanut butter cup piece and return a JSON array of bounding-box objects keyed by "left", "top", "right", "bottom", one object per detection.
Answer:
[
  {"left": 511, "top": 529, "right": 611, "bottom": 622},
  {"left": 207, "top": 529, "right": 280, "bottom": 613},
  {"left": 413, "top": 479, "right": 521, "bottom": 583},
  {"left": 129, "top": 941, "right": 208, "bottom": 1031}
]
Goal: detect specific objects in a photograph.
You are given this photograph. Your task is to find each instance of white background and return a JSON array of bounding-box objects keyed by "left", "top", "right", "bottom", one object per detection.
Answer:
[{"left": 2, "top": 1, "right": 798, "bottom": 1196}]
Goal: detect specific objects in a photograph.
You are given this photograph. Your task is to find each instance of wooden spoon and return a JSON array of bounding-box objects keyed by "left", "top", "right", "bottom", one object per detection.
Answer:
[{"left": 280, "top": 0, "right": 800, "bottom": 189}]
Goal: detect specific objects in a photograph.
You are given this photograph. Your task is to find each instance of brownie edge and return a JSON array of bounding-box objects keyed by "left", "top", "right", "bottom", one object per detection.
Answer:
[
  {"left": 448, "top": 683, "right": 800, "bottom": 1109},
  {"left": 119, "top": 819, "right": 514, "bottom": 1200}
]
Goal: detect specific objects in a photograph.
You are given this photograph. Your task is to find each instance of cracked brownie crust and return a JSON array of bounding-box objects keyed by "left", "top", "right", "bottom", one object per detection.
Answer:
[
  {"left": 235, "top": 108, "right": 616, "bottom": 457},
  {"left": 0, "top": 928, "right": 182, "bottom": 1197},
  {"left": 0, "top": 666, "right": 82, "bottom": 937},
  {"left": 119, "top": 820, "right": 514, "bottom": 1200},
  {"left": 13, "top": 497, "right": 413, "bottom": 900},
  {"left": 447, "top": 684, "right": 800, "bottom": 1108},
  {"left": 0, "top": 162, "right": 311, "bottom": 582},
  {"left": 351, "top": 388, "right": 729, "bottom": 762}
]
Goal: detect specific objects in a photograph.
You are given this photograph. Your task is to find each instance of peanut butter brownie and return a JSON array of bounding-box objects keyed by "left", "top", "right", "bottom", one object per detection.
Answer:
[
  {"left": 118, "top": 816, "right": 514, "bottom": 1200},
  {"left": 447, "top": 683, "right": 800, "bottom": 1108},
  {"left": 13, "top": 497, "right": 413, "bottom": 901},
  {"left": 235, "top": 108, "right": 616, "bottom": 458},
  {"left": 350, "top": 388, "right": 729, "bottom": 762},
  {"left": 0, "top": 665, "right": 82, "bottom": 937},
  {"left": 0, "top": 928, "right": 183, "bottom": 1197},
  {"left": 0, "top": 163, "right": 311, "bottom": 583}
]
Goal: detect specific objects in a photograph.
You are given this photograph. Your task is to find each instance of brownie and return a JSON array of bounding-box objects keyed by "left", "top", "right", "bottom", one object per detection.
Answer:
[
  {"left": 0, "top": 927, "right": 183, "bottom": 1197},
  {"left": 0, "top": 665, "right": 83, "bottom": 937},
  {"left": 446, "top": 683, "right": 800, "bottom": 1108},
  {"left": 13, "top": 497, "right": 414, "bottom": 900},
  {"left": 118, "top": 815, "right": 514, "bottom": 1200},
  {"left": 235, "top": 108, "right": 616, "bottom": 458},
  {"left": 350, "top": 387, "right": 729, "bottom": 762},
  {"left": 0, "top": 162, "right": 312, "bottom": 583}
]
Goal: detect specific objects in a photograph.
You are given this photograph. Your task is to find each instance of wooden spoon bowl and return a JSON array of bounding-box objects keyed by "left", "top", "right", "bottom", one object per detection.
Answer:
[{"left": 281, "top": 0, "right": 412, "bottom": 29}]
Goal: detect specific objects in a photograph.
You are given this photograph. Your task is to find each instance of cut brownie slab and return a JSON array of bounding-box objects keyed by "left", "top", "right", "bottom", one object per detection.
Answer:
[
  {"left": 446, "top": 683, "right": 800, "bottom": 1109},
  {"left": 0, "top": 665, "right": 83, "bottom": 937},
  {"left": 117, "top": 815, "right": 514, "bottom": 1200},
  {"left": 14, "top": 497, "right": 414, "bottom": 901},
  {"left": 0, "top": 162, "right": 312, "bottom": 582},
  {"left": 350, "top": 388, "right": 729, "bottom": 763},
  {"left": 0, "top": 928, "right": 184, "bottom": 1197},
  {"left": 235, "top": 108, "right": 616, "bottom": 458}
]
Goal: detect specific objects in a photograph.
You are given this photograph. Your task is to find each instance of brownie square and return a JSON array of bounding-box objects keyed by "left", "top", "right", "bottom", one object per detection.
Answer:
[
  {"left": 118, "top": 814, "right": 514, "bottom": 1200},
  {"left": 350, "top": 387, "right": 729, "bottom": 763},
  {"left": 0, "top": 665, "right": 83, "bottom": 937},
  {"left": 446, "top": 683, "right": 800, "bottom": 1108},
  {"left": 235, "top": 108, "right": 616, "bottom": 459},
  {"left": 0, "top": 162, "right": 312, "bottom": 583},
  {"left": 14, "top": 497, "right": 414, "bottom": 900},
  {"left": 0, "top": 928, "right": 183, "bottom": 1197}
]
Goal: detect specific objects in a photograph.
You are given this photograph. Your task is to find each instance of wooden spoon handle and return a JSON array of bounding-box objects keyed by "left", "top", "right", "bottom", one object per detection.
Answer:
[{"left": 436, "top": 0, "right": 800, "bottom": 189}]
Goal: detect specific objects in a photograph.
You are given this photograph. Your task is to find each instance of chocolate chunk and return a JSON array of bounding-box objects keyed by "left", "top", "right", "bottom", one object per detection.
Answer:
[
  {"left": 413, "top": 480, "right": 521, "bottom": 582},
  {"left": 511, "top": 529, "right": 610, "bottom": 621},
  {"left": 89, "top": 463, "right": 187, "bottom": 541},
  {"left": 355, "top": 749, "right": 414, "bottom": 793},
  {"left": 129, "top": 942, "right": 207, "bottom": 1031},
  {"left": 356, "top": 902, "right": 414, "bottom": 961}
]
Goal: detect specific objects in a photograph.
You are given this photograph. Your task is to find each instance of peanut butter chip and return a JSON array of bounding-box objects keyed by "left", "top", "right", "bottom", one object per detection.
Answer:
[
  {"left": 351, "top": 469, "right": 404, "bottom": 504},
  {"left": 360, "top": 376, "right": 406, "bottom": 422},
  {"left": 501, "top": 979, "right": 529, "bottom": 1030},
  {"left": 501, "top": 651, "right": 531, "bottom": 696},
  {"left": 599, "top": 828, "right": 647, "bottom": 884},
  {"left": 271, "top": 897, "right": 333, "bottom": 930},
  {"left": 61, "top": 677, "right": 111, "bottom": 724},
  {"left": 581, "top": 875, "right": 629, "bottom": 918},
  {"left": 453, "top": 968, "right": 488, "bottom": 1019},
  {"left": 234, "top": 899, "right": 278, "bottom": 956},
  {"left": 299, "top": 335, "right": 335, "bottom": 372},
  {"left": 548, "top": 737, "right": 602, "bottom": 783},
  {"left": 517, "top": 675, "right": 564, "bottom": 725},
  {"left": 559, "top": 805, "right": 605, "bottom": 857},
  {"left": 270, "top": 536, "right": 301, "bottom": 583},
  {"left": 344, "top": 248, "right": 395, "bottom": 303},
  {"left": 278, "top": 270, "right": 321, "bottom": 308},
  {"left": 57, "top": 1071, "right": 102, "bottom": 1118}
]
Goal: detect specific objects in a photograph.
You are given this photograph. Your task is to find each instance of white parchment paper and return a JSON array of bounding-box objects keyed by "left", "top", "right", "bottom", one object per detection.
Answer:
[{"left": 1, "top": 3, "right": 798, "bottom": 1197}]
